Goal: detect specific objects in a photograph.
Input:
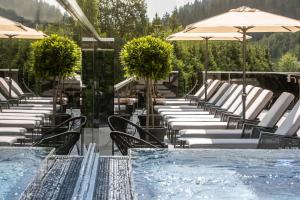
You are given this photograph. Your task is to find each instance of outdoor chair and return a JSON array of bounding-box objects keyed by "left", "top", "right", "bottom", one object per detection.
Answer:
[
  {"left": 181, "top": 93, "right": 300, "bottom": 149},
  {"left": 110, "top": 131, "right": 159, "bottom": 155},
  {"left": 108, "top": 115, "right": 166, "bottom": 147},
  {"left": 33, "top": 116, "right": 87, "bottom": 155}
]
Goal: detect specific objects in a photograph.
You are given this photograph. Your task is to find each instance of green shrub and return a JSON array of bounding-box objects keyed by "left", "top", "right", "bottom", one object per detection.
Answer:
[
  {"left": 277, "top": 52, "right": 298, "bottom": 72},
  {"left": 120, "top": 35, "right": 173, "bottom": 80},
  {"left": 31, "top": 34, "right": 81, "bottom": 79}
]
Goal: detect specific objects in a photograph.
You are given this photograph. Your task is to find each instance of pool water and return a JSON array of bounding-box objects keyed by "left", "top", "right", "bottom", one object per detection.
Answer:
[
  {"left": 0, "top": 147, "right": 51, "bottom": 200},
  {"left": 131, "top": 149, "right": 300, "bottom": 200}
]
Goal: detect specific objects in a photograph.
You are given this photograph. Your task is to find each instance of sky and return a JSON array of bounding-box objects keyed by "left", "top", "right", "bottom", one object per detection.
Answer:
[
  {"left": 46, "top": 0, "right": 195, "bottom": 19},
  {"left": 146, "top": 0, "right": 195, "bottom": 19}
]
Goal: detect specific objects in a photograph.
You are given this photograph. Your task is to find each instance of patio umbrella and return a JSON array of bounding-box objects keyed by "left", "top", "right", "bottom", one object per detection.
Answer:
[
  {"left": 0, "top": 16, "right": 28, "bottom": 32},
  {"left": 0, "top": 19, "right": 46, "bottom": 98},
  {"left": 185, "top": 6, "right": 300, "bottom": 120},
  {"left": 167, "top": 32, "right": 251, "bottom": 101}
]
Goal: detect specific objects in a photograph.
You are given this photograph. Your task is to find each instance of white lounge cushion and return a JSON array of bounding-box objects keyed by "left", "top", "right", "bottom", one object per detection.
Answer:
[
  {"left": 170, "top": 121, "right": 228, "bottom": 130},
  {"left": 0, "top": 113, "right": 45, "bottom": 118},
  {"left": 160, "top": 111, "right": 210, "bottom": 117},
  {"left": 158, "top": 108, "right": 204, "bottom": 113},
  {"left": 9, "top": 106, "right": 54, "bottom": 111},
  {"left": 0, "top": 120, "right": 37, "bottom": 129},
  {"left": 259, "top": 92, "right": 294, "bottom": 127},
  {"left": 179, "top": 129, "right": 243, "bottom": 138},
  {"left": 0, "top": 127, "right": 27, "bottom": 136},
  {"left": 185, "top": 138, "right": 259, "bottom": 148},
  {"left": 1, "top": 109, "right": 52, "bottom": 115},
  {"left": 167, "top": 118, "right": 222, "bottom": 124},
  {"left": 0, "top": 136, "right": 18, "bottom": 146},
  {"left": 0, "top": 116, "right": 43, "bottom": 121},
  {"left": 164, "top": 115, "right": 216, "bottom": 120},
  {"left": 21, "top": 99, "right": 54, "bottom": 104},
  {"left": 154, "top": 105, "right": 198, "bottom": 111}
]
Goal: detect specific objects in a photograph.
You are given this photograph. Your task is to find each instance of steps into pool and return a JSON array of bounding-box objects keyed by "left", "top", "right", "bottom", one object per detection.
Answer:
[{"left": 20, "top": 144, "right": 134, "bottom": 200}]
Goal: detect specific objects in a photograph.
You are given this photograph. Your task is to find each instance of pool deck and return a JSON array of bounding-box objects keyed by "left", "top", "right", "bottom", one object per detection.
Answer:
[{"left": 20, "top": 144, "right": 133, "bottom": 200}]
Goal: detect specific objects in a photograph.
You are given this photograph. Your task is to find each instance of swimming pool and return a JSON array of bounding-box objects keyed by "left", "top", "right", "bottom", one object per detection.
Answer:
[
  {"left": 0, "top": 147, "right": 52, "bottom": 200},
  {"left": 131, "top": 149, "right": 300, "bottom": 200}
]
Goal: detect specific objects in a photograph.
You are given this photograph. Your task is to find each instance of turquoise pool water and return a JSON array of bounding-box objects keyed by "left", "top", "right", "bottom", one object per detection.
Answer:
[
  {"left": 131, "top": 149, "right": 300, "bottom": 200},
  {"left": 0, "top": 147, "right": 51, "bottom": 200}
]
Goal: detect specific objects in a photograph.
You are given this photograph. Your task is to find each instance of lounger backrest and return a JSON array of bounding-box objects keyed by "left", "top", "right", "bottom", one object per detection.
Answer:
[
  {"left": 215, "top": 84, "right": 238, "bottom": 107},
  {"left": 0, "top": 91, "right": 7, "bottom": 101},
  {"left": 275, "top": 98, "right": 300, "bottom": 136},
  {"left": 245, "top": 89, "right": 273, "bottom": 120},
  {"left": 193, "top": 79, "right": 213, "bottom": 97},
  {"left": 220, "top": 84, "right": 243, "bottom": 110},
  {"left": 207, "top": 82, "right": 230, "bottom": 104},
  {"left": 226, "top": 85, "right": 254, "bottom": 113},
  {"left": 233, "top": 87, "right": 263, "bottom": 116},
  {"left": 0, "top": 77, "right": 19, "bottom": 99},
  {"left": 199, "top": 80, "right": 221, "bottom": 100},
  {"left": 5, "top": 77, "right": 24, "bottom": 96},
  {"left": 258, "top": 92, "right": 294, "bottom": 127}
]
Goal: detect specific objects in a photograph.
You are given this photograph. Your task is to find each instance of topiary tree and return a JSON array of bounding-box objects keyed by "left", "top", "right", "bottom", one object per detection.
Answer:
[
  {"left": 120, "top": 35, "right": 173, "bottom": 127},
  {"left": 31, "top": 34, "right": 81, "bottom": 124}
]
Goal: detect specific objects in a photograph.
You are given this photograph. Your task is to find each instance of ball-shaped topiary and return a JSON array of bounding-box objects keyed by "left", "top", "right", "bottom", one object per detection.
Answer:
[
  {"left": 31, "top": 34, "right": 81, "bottom": 79},
  {"left": 120, "top": 35, "right": 174, "bottom": 80},
  {"left": 31, "top": 34, "right": 81, "bottom": 124}
]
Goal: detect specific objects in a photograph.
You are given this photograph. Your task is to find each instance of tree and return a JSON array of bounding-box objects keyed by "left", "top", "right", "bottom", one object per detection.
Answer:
[
  {"left": 277, "top": 52, "right": 298, "bottom": 72},
  {"left": 31, "top": 34, "right": 81, "bottom": 124},
  {"left": 120, "top": 36, "right": 173, "bottom": 127}
]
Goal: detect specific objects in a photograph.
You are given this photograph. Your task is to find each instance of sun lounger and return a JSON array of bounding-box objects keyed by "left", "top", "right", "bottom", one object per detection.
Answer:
[
  {"left": 0, "top": 120, "right": 39, "bottom": 129},
  {"left": 182, "top": 92, "right": 300, "bottom": 148},
  {"left": 155, "top": 83, "right": 232, "bottom": 112},
  {"left": 168, "top": 87, "right": 266, "bottom": 130},
  {"left": 0, "top": 77, "right": 56, "bottom": 104},
  {"left": 155, "top": 79, "right": 213, "bottom": 104},
  {"left": 160, "top": 85, "right": 252, "bottom": 118},
  {"left": 0, "top": 91, "right": 60, "bottom": 111},
  {"left": 178, "top": 92, "right": 294, "bottom": 139},
  {"left": 158, "top": 80, "right": 221, "bottom": 105},
  {"left": 5, "top": 77, "right": 53, "bottom": 100},
  {"left": 0, "top": 127, "right": 27, "bottom": 136},
  {"left": 0, "top": 136, "right": 19, "bottom": 146}
]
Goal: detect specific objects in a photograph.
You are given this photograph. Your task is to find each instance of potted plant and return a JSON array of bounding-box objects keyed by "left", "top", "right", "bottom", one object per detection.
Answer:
[
  {"left": 120, "top": 36, "right": 173, "bottom": 141},
  {"left": 31, "top": 34, "right": 81, "bottom": 124}
]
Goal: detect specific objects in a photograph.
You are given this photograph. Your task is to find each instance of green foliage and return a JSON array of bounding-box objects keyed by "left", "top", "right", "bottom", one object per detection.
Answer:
[
  {"left": 277, "top": 53, "right": 298, "bottom": 72},
  {"left": 31, "top": 34, "right": 81, "bottom": 79},
  {"left": 120, "top": 36, "right": 174, "bottom": 80}
]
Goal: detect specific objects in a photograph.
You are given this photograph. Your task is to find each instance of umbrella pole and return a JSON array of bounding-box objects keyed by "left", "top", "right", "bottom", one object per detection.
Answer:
[
  {"left": 242, "top": 28, "right": 247, "bottom": 121},
  {"left": 204, "top": 38, "right": 208, "bottom": 102},
  {"left": 8, "top": 35, "right": 13, "bottom": 99}
]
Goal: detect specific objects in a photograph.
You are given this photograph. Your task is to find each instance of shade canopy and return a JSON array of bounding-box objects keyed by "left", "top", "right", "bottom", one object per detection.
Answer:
[
  {"left": 0, "top": 16, "right": 28, "bottom": 32},
  {"left": 167, "top": 32, "right": 251, "bottom": 41},
  {"left": 186, "top": 6, "right": 300, "bottom": 33},
  {"left": 0, "top": 26, "right": 46, "bottom": 39}
]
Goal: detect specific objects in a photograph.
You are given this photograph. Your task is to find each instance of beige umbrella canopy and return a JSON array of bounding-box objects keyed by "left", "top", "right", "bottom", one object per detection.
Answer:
[
  {"left": 167, "top": 31, "right": 251, "bottom": 101},
  {"left": 185, "top": 6, "right": 300, "bottom": 120},
  {"left": 0, "top": 26, "right": 46, "bottom": 39},
  {"left": 0, "top": 16, "right": 47, "bottom": 97},
  {"left": 167, "top": 32, "right": 251, "bottom": 41},
  {"left": 0, "top": 16, "right": 28, "bottom": 32}
]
